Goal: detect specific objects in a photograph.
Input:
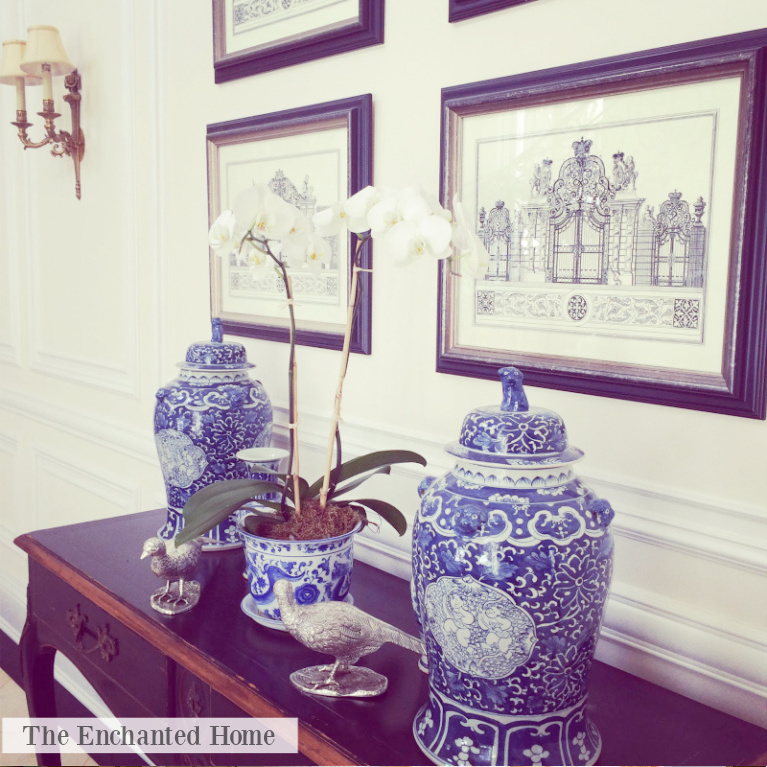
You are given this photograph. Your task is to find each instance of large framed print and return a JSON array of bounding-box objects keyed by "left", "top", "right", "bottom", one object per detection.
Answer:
[
  {"left": 208, "top": 94, "right": 373, "bottom": 354},
  {"left": 438, "top": 29, "right": 767, "bottom": 418},
  {"left": 213, "top": 0, "right": 383, "bottom": 82},
  {"left": 449, "top": 0, "right": 536, "bottom": 23}
]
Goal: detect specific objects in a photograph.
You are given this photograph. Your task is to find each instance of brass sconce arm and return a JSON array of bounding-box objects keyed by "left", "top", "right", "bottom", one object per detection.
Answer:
[
  {"left": 2, "top": 29, "right": 84, "bottom": 199},
  {"left": 10, "top": 69, "right": 84, "bottom": 198}
]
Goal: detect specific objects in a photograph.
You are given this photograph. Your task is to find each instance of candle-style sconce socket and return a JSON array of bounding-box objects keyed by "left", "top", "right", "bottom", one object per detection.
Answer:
[{"left": 0, "top": 27, "right": 84, "bottom": 199}]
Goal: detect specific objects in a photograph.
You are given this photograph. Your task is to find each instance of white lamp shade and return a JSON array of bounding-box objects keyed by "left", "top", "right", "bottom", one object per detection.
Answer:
[
  {"left": 0, "top": 40, "right": 42, "bottom": 85},
  {"left": 19, "top": 26, "right": 74, "bottom": 77}
]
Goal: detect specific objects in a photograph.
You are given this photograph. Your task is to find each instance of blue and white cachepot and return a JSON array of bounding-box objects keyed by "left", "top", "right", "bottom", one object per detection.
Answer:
[
  {"left": 239, "top": 522, "right": 361, "bottom": 631},
  {"left": 154, "top": 319, "right": 273, "bottom": 550},
  {"left": 412, "top": 367, "right": 614, "bottom": 766}
]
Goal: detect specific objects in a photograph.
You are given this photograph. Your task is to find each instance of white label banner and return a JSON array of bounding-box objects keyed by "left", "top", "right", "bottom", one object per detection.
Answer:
[{"left": 2, "top": 717, "right": 298, "bottom": 754}]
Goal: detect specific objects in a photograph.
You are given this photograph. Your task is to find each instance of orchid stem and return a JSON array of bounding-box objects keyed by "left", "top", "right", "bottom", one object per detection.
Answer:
[
  {"left": 257, "top": 237, "right": 301, "bottom": 516},
  {"left": 319, "top": 236, "right": 366, "bottom": 509}
]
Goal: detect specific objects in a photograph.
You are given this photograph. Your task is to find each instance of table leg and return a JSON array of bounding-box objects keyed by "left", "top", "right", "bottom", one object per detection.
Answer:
[{"left": 20, "top": 605, "right": 61, "bottom": 767}]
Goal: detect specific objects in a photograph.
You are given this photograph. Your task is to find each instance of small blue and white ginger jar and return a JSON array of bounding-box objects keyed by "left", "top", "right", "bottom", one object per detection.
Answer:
[
  {"left": 154, "top": 319, "right": 273, "bottom": 550},
  {"left": 412, "top": 367, "right": 614, "bottom": 766}
]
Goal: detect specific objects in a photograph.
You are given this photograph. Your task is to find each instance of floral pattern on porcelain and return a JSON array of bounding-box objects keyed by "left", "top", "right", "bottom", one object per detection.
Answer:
[
  {"left": 240, "top": 523, "right": 360, "bottom": 626},
  {"left": 459, "top": 408, "right": 567, "bottom": 455},
  {"left": 154, "top": 320, "right": 272, "bottom": 550},
  {"left": 411, "top": 367, "right": 613, "bottom": 766},
  {"left": 413, "top": 690, "right": 601, "bottom": 767}
]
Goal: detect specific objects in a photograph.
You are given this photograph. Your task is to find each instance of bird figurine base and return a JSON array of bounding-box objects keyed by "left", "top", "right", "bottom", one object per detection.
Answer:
[
  {"left": 149, "top": 580, "right": 200, "bottom": 615},
  {"left": 290, "top": 664, "right": 388, "bottom": 698}
]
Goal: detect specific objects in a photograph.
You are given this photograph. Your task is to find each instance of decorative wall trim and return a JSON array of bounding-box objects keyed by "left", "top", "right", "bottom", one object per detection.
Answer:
[
  {"left": 0, "top": 31, "right": 23, "bottom": 369},
  {"left": 0, "top": 432, "right": 21, "bottom": 540},
  {"left": 33, "top": 447, "right": 141, "bottom": 520},
  {"left": 28, "top": 351, "right": 139, "bottom": 396},
  {"left": 0, "top": 580, "right": 26, "bottom": 644},
  {"left": 588, "top": 473, "right": 767, "bottom": 575},
  {"left": 598, "top": 589, "right": 767, "bottom": 728},
  {"left": 272, "top": 404, "right": 767, "bottom": 576},
  {"left": 26, "top": 10, "right": 141, "bottom": 400},
  {"left": 0, "top": 342, "right": 20, "bottom": 367},
  {"left": 270, "top": 404, "right": 767, "bottom": 726},
  {"left": 0, "top": 389, "right": 157, "bottom": 466}
]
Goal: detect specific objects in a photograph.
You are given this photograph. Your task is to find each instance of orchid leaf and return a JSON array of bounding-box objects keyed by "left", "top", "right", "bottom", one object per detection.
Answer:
[
  {"left": 328, "top": 466, "right": 392, "bottom": 500},
  {"left": 348, "top": 498, "right": 408, "bottom": 536},
  {"left": 306, "top": 450, "right": 426, "bottom": 498},
  {"left": 175, "top": 479, "right": 287, "bottom": 546}
]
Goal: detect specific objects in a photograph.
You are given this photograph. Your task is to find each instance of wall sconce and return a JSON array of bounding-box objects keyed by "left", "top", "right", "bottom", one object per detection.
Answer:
[{"left": 0, "top": 26, "right": 84, "bottom": 199}]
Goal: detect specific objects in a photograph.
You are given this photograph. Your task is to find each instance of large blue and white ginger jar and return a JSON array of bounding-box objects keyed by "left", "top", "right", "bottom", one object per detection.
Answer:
[
  {"left": 154, "top": 319, "right": 273, "bottom": 550},
  {"left": 412, "top": 367, "right": 614, "bottom": 766}
]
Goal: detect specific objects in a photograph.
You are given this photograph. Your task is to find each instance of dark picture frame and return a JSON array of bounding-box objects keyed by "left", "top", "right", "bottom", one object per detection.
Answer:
[
  {"left": 438, "top": 29, "right": 767, "bottom": 418},
  {"left": 207, "top": 94, "right": 373, "bottom": 354},
  {"left": 213, "top": 0, "right": 384, "bottom": 82},
  {"left": 449, "top": 0, "right": 536, "bottom": 23}
]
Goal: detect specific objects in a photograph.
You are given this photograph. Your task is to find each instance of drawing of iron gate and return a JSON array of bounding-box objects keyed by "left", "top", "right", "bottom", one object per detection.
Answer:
[{"left": 548, "top": 138, "right": 611, "bottom": 284}]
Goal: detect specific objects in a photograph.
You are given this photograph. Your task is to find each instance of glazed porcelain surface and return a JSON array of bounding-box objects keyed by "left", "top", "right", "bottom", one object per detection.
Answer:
[
  {"left": 240, "top": 522, "right": 360, "bottom": 630},
  {"left": 411, "top": 367, "right": 614, "bottom": 766},
  {"left": 154, "top": 320, "right": 273, "bottom": 549}
]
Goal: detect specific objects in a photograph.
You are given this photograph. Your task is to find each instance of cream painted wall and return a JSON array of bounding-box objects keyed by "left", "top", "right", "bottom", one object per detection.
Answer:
[{"left": 1, "top": 0, "right": 766, "bottom": 731}]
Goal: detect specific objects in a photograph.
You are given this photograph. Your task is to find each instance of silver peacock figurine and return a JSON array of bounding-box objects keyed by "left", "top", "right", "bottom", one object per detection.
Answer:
[{"left": 273, "top": 578, "right": 425, "bottom": 697}]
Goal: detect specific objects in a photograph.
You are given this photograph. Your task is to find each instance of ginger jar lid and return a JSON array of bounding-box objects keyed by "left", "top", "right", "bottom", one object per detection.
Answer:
[
  {"left": 180, "top": 318, "right": 255, "bottom": 371},
  {"left": 446, "top": 367, "right": 583, "bottom": 466}
]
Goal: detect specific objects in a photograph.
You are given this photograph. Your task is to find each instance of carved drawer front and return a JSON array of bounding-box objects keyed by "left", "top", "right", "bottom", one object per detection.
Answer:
[
  {"left": 176, "top": 667, "right": 212, "bottom": 718},
  {"left": 29, "top": 564, "right": 169, "bottom": 714}
]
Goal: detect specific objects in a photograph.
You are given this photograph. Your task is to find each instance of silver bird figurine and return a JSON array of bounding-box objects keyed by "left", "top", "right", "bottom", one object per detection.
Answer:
[
  {"left": 141, "top": 537, "right": 203, "bottom": 615},
  {"left": 273, "top": 579, "right": 425, "bottom": 697}
]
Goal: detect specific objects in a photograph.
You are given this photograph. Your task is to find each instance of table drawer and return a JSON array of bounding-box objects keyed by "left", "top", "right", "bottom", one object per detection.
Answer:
[{"left": 30, "top": 562, "right": 169, "bottom": 715}]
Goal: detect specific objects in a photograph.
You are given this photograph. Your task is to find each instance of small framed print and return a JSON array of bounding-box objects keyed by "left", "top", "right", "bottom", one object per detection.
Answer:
[
  {"left": 438, "top": 30, "right": 767, "bottom": 418},
  {"left": 212, "top": 0, "right": 384, "bottom": 82},
  {"left": 207, "top": 94, "right": 373, "bottom": 353},
  {"left": 449, "top": 0, "right": 536, "bottom": 23}
]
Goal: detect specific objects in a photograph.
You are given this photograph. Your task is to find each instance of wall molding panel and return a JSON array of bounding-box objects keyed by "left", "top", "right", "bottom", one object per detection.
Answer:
[
  {"left": 272, "top": 405, "right": 767, "bottom": 576},
  {"left": 0, "top": 389, "right": 157, "bottom": 466},
  {"left": 33, "top": 447, "right": 141, "bottom": 524},
  {"left": 270, "top": 405, "right": 767, "bottom": 725},
  {"left": 0, "top": 432, "right": 21, "bottom": 541},
  {"left": 598, "top": 592, "right": 767, "bottom": 728},
  {"left": 26, "top": 10, "right": 142, "bottom": 400}
]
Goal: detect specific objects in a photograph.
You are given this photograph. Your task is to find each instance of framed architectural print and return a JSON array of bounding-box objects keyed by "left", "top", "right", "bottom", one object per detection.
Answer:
[
  {"left": 207, "top": 94, "right": 373, "bottom": 353},
  {"left": 449, "top": 0, "right": 536, "bottom": 23},
  {"left": 212, "top": 0, "right": 384, "bottom": 82},
  {"left": 438, "top": 29, "right": 767, "bottom": 418}
]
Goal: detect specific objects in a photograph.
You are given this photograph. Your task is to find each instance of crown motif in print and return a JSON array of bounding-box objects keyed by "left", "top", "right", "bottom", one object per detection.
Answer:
[{"left": 572, "top": 137, "right": 593, "bottom": 160}]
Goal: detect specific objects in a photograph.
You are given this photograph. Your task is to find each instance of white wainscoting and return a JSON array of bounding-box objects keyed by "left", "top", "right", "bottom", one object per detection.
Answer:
[{"left": 270, "top": 405, "right": 767, "bottom": 727}]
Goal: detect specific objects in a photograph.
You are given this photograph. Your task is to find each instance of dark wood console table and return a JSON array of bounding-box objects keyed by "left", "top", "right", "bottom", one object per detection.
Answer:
[{"left": 15, "top": 510, "right": 767, "bottom": 766}]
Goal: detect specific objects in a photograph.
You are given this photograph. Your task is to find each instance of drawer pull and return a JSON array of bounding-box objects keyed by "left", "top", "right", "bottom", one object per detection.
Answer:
[{"left": 65, "top": 604, "right": 119, "bottom": 662}]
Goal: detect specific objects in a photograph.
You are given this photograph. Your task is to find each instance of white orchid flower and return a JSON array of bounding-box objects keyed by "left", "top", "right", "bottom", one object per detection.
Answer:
[
  {"left": 305, "top": 234, "right": 331, "bottom": 271},
  {"left": 208, "top": 209, "right": 240, "bottom": 257},
  {"left": 312, "top": 186, "right": 381, "bottom": 237},
  {"left": 233, "top": 184, "right": 295, "bottom": 242},
  {"left": 381, "top": 213, "right": 453, "bottom": 264},
  {"left": 343, "top": 185, "right": 381, "bottom": 233},
  {"left": 240, "top": 240, "right": 271, "bottom": 271},
  {"left": 421, "top": 189, "right": 453, "bottom": 224},
  {"left": 281, "top": 208, "right": 314, "bottom": 265},
  {"left": 312, "top": 203, "right": 347, "bottom": 237},
  {"left": 366, "top": 188, "right": 420, "bottom": 237}
]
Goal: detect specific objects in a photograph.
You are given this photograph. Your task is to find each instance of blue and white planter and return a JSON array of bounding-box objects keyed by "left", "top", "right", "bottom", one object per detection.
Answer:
[
  {"left": 154, "top": 319, "right": 273, "bottom": 550},
  {"left": 411, "top": 367, "right": 614, "bottom": 766},
  {"left": 239, "top": 521, "right": 361, "bottom": 631}
]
